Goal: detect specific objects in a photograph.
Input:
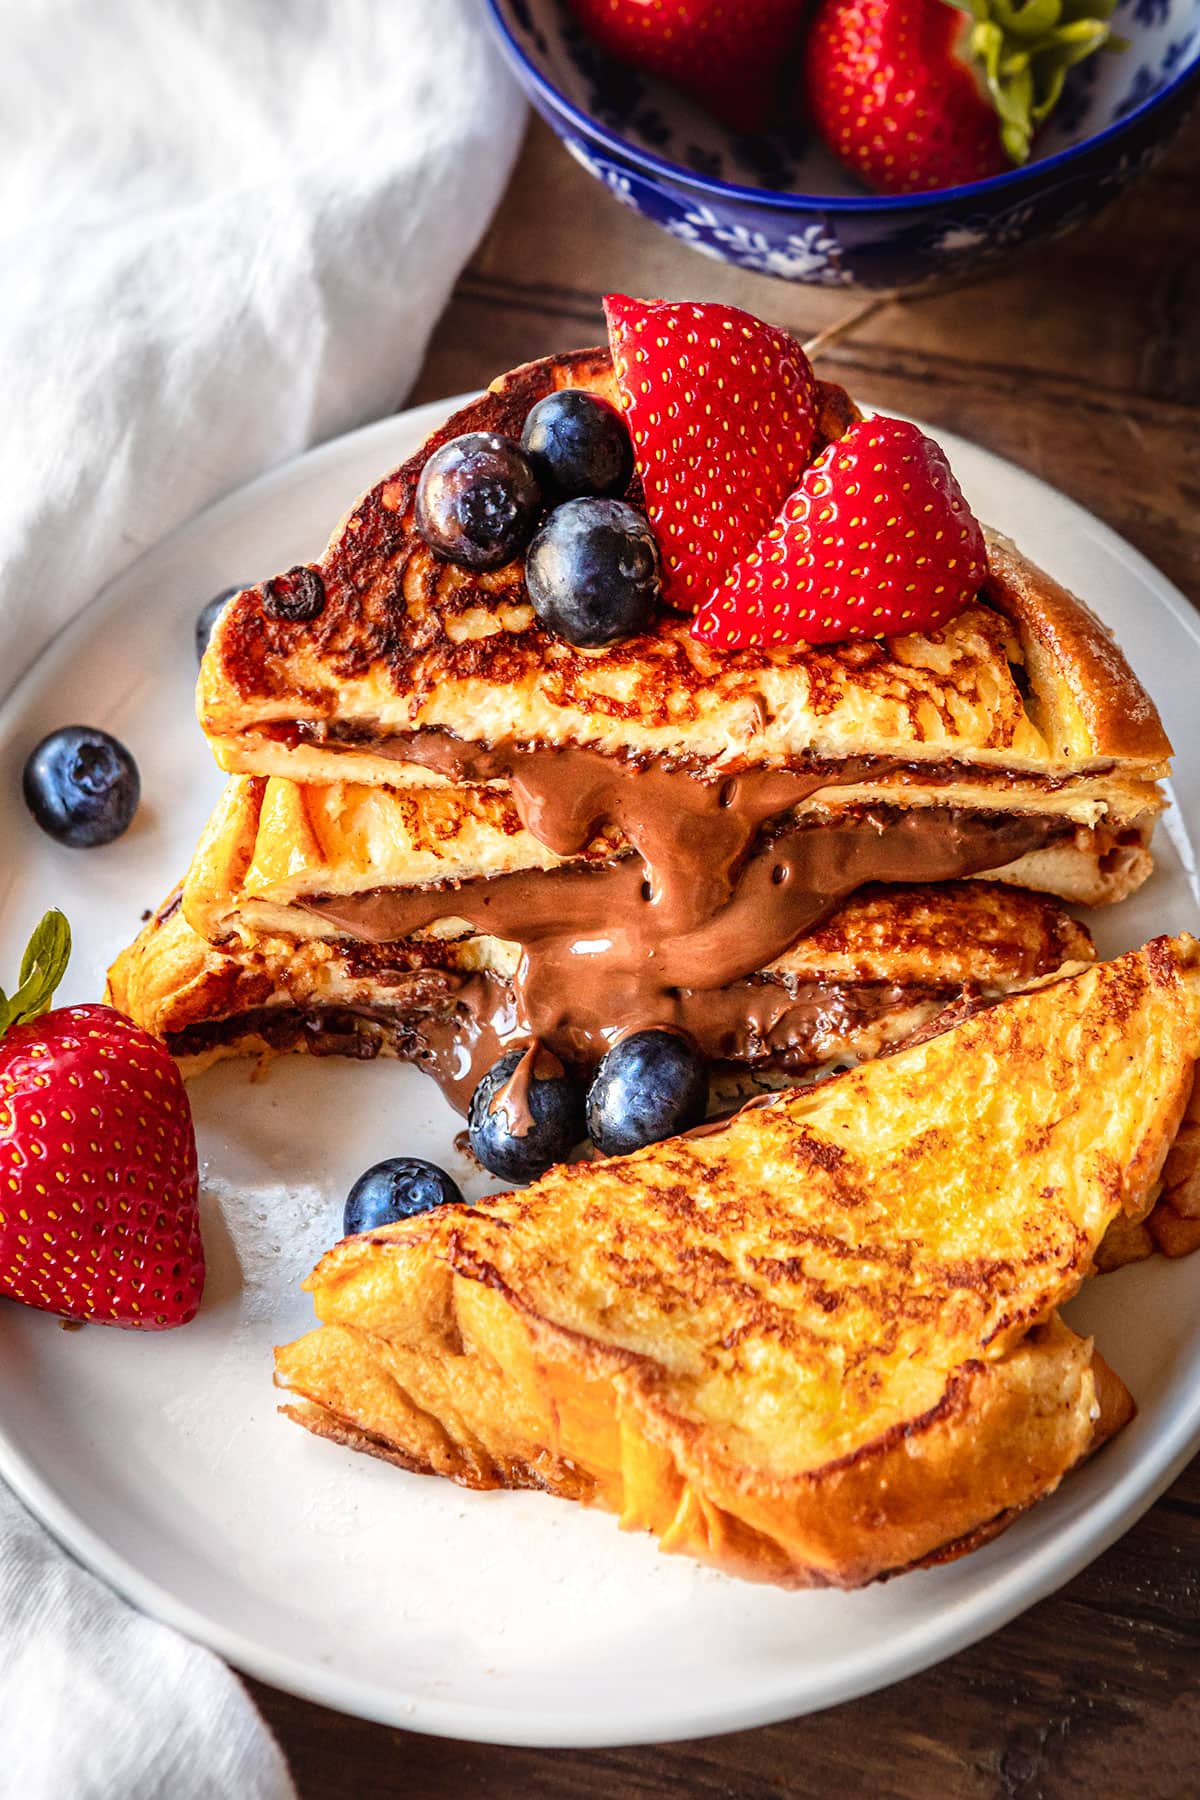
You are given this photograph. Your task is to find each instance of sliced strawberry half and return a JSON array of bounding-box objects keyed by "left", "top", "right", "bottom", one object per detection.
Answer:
[
  {"left": 692, "top": 415, "right": 989, "bottom": 649},
  {"left": 604, "top": 294, "right": 819, "bottom": 612}
]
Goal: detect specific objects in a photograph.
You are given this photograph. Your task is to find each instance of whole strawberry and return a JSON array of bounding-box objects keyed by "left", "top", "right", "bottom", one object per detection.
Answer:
[
  {"left": 570, "top": 0, "right": 807, "bottom": 133},
  {"left": 0, "top": 911, "right": 203, "bottom": 1329},
  {"left": 692, "top": 415, "right": 988, "bottom": 648},
  {"left": 605, "top": 293, "right": 819, "bottom": 611},
  {"left": 803, "top": 0, "right": 1122, "bottom": 195}
]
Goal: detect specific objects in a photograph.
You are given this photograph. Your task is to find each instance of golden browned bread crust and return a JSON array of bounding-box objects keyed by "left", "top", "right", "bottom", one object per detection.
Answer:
[
  {"left": 182, "top": 774, "right": 619, "bottom": 945},
  {"left": 984, "top": 531, "right": 1172, "bottom": 767},
  {"left": 197, "top": 350, "right": 1171, "bottom": 785},
  {"left": 276, "top": 937, "right": 1200, "bottom": 1589},
  {"left": 775, "top": 880, "right": 1093, "bottom": 983},
  {"left": 1129, "top": 1067, "right": 1200, "bottom": 1261},
  {"left": 107, "top": 890, "right": 276, "bottom": 1041},
  {"left": 279, "top": 1313, "right": 1120, "bottom": 1590}
]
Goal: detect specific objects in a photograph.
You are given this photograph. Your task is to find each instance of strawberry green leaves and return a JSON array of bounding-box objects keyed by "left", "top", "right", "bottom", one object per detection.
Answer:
[
  {"left": 804, "top": 0, "right": 1124, "bottom": 195},
  {"left": 0, "top": 909, "right": 71, "bottom": 1039},
  {"left": 956, "top": 0, "right": 1125, "bottom": 166}
]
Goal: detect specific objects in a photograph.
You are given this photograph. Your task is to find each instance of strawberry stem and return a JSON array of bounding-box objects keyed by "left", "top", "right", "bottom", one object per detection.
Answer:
[
  {"left": 0, "top": 910, "right": 72, "bottom": 1037},
  {"left": 951, "top": 0, "right": 1124, "bottom": 165}
]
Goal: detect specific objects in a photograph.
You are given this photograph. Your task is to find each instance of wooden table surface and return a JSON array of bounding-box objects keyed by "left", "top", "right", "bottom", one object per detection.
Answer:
[{"left": 248, "top": 115, "right": 1200, "bottom": 1798}]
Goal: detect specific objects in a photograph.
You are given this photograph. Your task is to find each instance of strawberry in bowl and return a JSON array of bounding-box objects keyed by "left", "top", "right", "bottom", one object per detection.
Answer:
[
  {"left": 483, "top": 0, "right": 1200, "bottom": 288},
  {"left": 567, "top": 0, "right": 808, "bottom": 132},
  {"left": 0, "top": 911, "right": 204, "bottom": 1329},
  {"left": 803, "top": 0, "right": 1124, "bottom": 195}
]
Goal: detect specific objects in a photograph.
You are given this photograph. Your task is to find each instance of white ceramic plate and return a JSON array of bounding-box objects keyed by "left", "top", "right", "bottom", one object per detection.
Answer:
[{"left": 1, "top": 399, "right": 1199, "bottom": 1750}]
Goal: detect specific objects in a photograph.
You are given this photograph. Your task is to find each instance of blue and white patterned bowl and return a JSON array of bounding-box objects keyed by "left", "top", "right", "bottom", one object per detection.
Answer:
[{"left": 483, "top": 0, "right": 1200, "bottom": 289}]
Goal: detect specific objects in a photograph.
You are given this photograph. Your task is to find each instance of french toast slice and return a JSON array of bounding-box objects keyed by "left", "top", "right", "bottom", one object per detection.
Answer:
[
  {"left": 182, "top": 773, "right": 1155, "bottom": 950},
  {"left": 198, "top": 349, "right": 1170, "bottom": 797},
  {"left": 103, "top": 889, "right": 504, "bottom": 1080},
  {"left": 276, "top": 937, "right": 1200, "bottom": 1589},
  {"left": 106, "top": 878, "right": 1093, "bottom": 1087}
]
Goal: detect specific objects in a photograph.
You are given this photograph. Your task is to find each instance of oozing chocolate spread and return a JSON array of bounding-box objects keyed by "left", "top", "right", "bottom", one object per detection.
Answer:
[
  {"left": 167, "top": 1003, "right": 427, "bottom": 1063},
  {"left": 404, "top": 968, "right": 953, "bottom": 1115},
  {"left": 298, "top": 781, "right": 1068, "bottom": 1063},
  {"left": 207, "top": 733, "right": 1079, "bottom": 1107},
  {"left": 262, "top": 719, "right": 1114, "bottom": 795},
  {"left": 488, "top": 1041, "right": 567, "bottom": 1138},
  {"left": 168, "top": 971, "right": 958, "bottom": 1116}
]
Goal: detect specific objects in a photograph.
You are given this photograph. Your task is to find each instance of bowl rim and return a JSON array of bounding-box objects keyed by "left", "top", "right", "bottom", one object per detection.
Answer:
[{"left": 483, "top": 0, "right": 1200, "bottom": 213}]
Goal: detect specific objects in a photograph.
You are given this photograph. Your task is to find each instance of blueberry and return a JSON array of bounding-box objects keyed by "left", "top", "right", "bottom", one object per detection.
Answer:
[
  {"left": 416, "top": 432, "right": 542, "bottom": 571},
  {"left": 521, "top": 390, "right": 633, "bottom": 503},
  {"left": 525, "top": 498, "right": 661, "bottom": 647},
  {"left": 263, "top": 565, "right": 325, "bottom": 623},
  {"left": 467, "top": 1046, "right": 585, "bottom": 1185},
  {"left": 343, "top": 1157, "right": 464, "bottom": 1236},
  {"left": 195, "top": 585, "right": 246, "bottom": 664},
  {"left": 22, "top": 726, "right": 141, "bottom": 848},
  {"left": 587, "top": 1031, "right": 708, "bottom": 1157}
]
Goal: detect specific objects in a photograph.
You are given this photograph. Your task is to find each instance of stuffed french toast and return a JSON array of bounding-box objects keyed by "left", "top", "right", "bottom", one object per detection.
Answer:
[
  {"left": 109, "top": 872, "right": 1097, "bottom": 1103},
  {"left": 98, "top": 293, "right": 1197, "bottom": 1593},
  {"left": 114, "top": 297, "right": 1169, "bottom": 1142}
]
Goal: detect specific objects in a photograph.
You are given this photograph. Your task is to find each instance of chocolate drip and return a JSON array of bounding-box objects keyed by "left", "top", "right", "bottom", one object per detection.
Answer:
[
  {"left": 168, "top": 972, "right": 960, "bottom": 1118},
  {"left": 300, "top": 801, "right": 1068, "bottom": 1062},
  {"left": 408, "top": 975, "right": 526, "bottom": 1114},
  {"left": 487, "top": 1040, "right": 566, "bottom": 1138},
  {"left": 224, "top": 729, "right": 1077, "bottom": 1108}
]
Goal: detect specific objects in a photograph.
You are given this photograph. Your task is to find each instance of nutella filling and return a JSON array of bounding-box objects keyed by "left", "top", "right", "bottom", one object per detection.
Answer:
[
  {"left": 259, "top": 719, "right": 1115, "bottom": 795},
  {"left": 487, "top": 1040, "right": 567, "bottom": 1138},
  {"left": 209, "top": 735, "right": 1079, "bottom": 1109},
  {"left": 167, "top": 972, "right": 958, "bottom": 1114},
  {"left": 167, "top": 1003, "right": 428, "bottom": 1063},
  {"left": 298, "top": 794, "right": 1069, "bottom": 1063}
]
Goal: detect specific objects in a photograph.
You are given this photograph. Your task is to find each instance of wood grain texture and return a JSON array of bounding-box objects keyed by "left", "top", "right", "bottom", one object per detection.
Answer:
[{"left": 253, "top": 111, "right": 1200, "bottom": 1796}]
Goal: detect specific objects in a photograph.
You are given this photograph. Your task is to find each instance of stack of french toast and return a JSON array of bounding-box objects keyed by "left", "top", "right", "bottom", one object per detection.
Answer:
[{"left": 107, "top": 295, "right": 1200, "bottom": 1589}]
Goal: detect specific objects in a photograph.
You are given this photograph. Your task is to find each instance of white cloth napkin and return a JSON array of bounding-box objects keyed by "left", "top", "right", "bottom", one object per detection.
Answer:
[
  {"left": 0, "top": 2, "right": 524, "bottom": 1793},
  {"left": 0, "top": 0, "right": 524, "bottom": 690},
  {"left": 0, "top": 1487, "right": 296, "bottom": 1799}
]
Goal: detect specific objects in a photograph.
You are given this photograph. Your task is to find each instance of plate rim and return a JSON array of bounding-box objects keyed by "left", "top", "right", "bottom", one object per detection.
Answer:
[{"left": 2, "top": 397, "right": 1200, "bottom": 1749}]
